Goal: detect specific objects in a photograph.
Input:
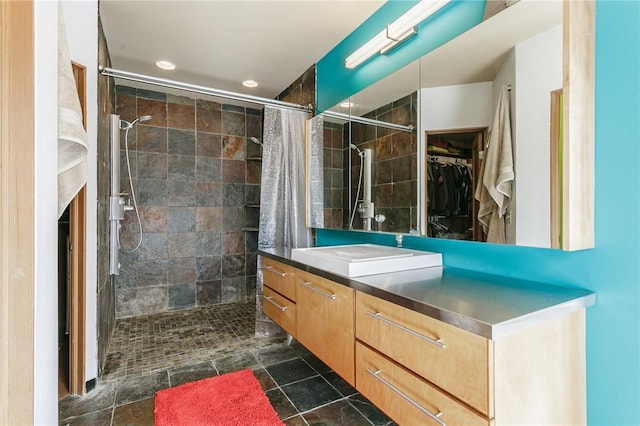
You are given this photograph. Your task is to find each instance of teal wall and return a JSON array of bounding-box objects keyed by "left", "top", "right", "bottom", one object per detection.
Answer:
[
  {"left": 316, "top": 0, "right": 486, "bottom": 112},
  {"left": 315, "top": 1, "right": 640, "bottom": 424}
]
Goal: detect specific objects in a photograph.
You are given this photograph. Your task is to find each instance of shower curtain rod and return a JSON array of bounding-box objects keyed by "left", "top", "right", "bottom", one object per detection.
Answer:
[
  {"left": 320, "top": 110, "right": 414, "bottom": 133},
  {"left": 100, "top": 67, "right": 414, "bottom": 132},
  {"left": 99, "top": 66, "right": 313, "bottom": 113}
]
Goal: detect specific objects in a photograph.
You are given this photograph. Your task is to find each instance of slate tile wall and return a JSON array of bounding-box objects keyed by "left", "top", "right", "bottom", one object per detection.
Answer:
[
  {"left": 347, "top": 92, "right": 418, "bottom": 232},
  {"left": 97, "top": 18, "right": 116, "bottom": 371},
  {"left": 115, "top": 86, "right": 261, "bottom": 318}
]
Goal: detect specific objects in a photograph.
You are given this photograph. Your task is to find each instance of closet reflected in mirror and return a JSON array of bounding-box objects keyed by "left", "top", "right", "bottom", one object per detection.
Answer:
[
  {"left": 311, "top": 0, "right": 593, "bottom": 250},
  {"left": 425, "top": 129, "right": 484, "bottom": 242}
]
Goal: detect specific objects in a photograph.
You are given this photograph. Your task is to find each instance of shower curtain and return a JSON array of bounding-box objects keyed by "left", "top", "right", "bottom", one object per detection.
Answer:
[
  {"left": 258, "top": 106, "right": 312, "bottom": 249},
  {"left": 256, "top": 106, "right": 311, "bottom": 339}
]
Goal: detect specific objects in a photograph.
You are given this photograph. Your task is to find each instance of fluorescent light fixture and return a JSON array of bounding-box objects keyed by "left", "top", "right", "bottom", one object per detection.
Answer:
[
  {"left": 345, "top": 0, "right": 451, "bottom": 69},
  {"left": 242, "top": 80, "right": 258, "bottom": 88},
  {"left": 339, "top": 101, "right": 354, "bottom": 108},
  {"left": 155, "top": 60, "right": 176, "bottom": 71}
]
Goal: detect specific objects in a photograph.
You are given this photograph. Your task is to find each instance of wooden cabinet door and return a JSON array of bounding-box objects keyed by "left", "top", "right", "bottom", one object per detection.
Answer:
[
  {"left": 356, "top": 343, "right": 491, "bottom": 426},
  {"left": 262, "top": 286, "right": 297, "bottom": 337},
  {"left": 263, "top": 258, "right": 297, "bottom": 301},
  {"left": 356, "top": 291, "right": 492, "bottom": 416},
  {"left": 296, "top": 270, "right": 355, "bottom": 385}
]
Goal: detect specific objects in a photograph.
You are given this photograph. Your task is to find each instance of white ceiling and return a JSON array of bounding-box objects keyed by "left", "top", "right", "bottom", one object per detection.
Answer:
[
  {"left": 344, "top": 0, "right": 562, "bottom": 115},
  {"left": 99, "top": 0, "right": 385, "bottom": 100},
  {"left": 100, "top": 0, "right": 562, "bottom": 114}
]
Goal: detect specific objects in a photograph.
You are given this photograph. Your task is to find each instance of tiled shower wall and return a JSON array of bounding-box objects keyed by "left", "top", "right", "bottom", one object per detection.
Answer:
[
  {"left": 322, "top": 122, "right": 345, "bottom": 229},
  {"left": 347, "top": 92, "right": 418, "bottom": 232},
  {"left": 114, "top": 86, "right": 262, "bottom": 318},
  {"left": 97, "top": 19, "right": 116, "bottom": 369}
]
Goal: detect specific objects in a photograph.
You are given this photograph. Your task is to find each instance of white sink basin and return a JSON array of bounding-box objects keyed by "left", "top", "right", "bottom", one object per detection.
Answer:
[{"left": 290, "top": 244, "right": 442, "bottom": 277}]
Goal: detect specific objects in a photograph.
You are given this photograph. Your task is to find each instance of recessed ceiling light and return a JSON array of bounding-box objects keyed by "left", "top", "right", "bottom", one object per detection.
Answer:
[
  {"left": 242, "top": 80, "right": 258, "bottom": 88},
  {"left": 155, "top": 60, "right": 176, "bottom": 71},
  {"left": 340, "top": 101, "right": 354, "bottom": 108}
]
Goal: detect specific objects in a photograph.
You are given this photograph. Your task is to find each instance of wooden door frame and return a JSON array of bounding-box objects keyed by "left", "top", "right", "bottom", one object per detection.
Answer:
[
  {"left": 69, "top": 63, "right": 87, "bottom": 395},
  {"left": 0, "top": 2, "right": 36, "bottom": 424},
  {"left": 550, "top": 89, "right": 563, "bottom": 249}
]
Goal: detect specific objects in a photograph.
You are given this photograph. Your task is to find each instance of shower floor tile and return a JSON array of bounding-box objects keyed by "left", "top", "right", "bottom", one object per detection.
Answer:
[
  {"left": 59, "top": 301, "right": 396, "bottom": 426},
  {"left": 101, "top": 301, "right": 255, "bottom": 380}
]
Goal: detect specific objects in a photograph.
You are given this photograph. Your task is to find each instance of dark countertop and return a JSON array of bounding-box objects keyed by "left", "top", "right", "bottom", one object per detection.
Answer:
[{"left": 259, "top": 247, "right": 596, "bottom": 340}]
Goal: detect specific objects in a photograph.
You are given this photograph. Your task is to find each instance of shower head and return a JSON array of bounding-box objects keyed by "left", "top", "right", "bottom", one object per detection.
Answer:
[
  {"left": 350, "top": 143, "right": 365, "bottom": 158},
  {"left": 250, "top": 137, "right": 263, "bottom": 146},
  {"left": 120, "top": 115, "right": 152, "bottom": 130}
]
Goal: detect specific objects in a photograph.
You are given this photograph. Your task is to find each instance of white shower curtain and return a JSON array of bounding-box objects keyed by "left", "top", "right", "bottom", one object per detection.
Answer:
[
  {"left": 258, "top": 107, "right": 312, "bottom": 249},
  {"left": 255, "top": 106, "right": 311, "bottom": 339}
]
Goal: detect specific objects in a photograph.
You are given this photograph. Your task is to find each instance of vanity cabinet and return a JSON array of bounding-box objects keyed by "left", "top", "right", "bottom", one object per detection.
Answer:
[
  {"left": 296, "top": 270, "right": 355, "bottom": 386},
  {"left": 355, "top": 291, "right": 586, "bottom": 425},
  {"left": 262, "top": 258, "right": 298, "bottom": 337},
  {"left": 260, "top": 251, "right": 590, "bottom": 426}
]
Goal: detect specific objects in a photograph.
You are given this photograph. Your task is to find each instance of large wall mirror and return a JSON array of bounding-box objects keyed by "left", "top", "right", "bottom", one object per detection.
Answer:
[{"left": 309, "top": 0, "right": 594, "bottom": 251}]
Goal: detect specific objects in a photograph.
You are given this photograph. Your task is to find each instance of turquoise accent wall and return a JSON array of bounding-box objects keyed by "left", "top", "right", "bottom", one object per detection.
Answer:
[
  {"left": 316, "top": 0, "right": 486, "bottom": 112},
  {"left": 316, "top": 1, "right": 640, "bottom": 424}
]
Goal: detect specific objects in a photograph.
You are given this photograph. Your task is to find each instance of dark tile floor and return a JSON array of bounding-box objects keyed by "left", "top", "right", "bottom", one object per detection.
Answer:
[{"left": 59, "top": 301, "right": 395, "bottom": 425}]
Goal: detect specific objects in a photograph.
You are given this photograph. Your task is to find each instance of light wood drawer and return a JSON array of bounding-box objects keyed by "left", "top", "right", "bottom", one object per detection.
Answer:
[
  {"left": 263, "top": 258, "right": 297, "bottom": 301},
  {"left": 356, "top": 342, "right": 491, "bottom": 426},
  {"left": 262, "top": 286, "right": 296, "bottom": 337},
  {"left": 296, "top": 270, "right": 355, "bottom": 385},
  {"left": 356, "top": 291, "right": 492, "bottom": 416}
]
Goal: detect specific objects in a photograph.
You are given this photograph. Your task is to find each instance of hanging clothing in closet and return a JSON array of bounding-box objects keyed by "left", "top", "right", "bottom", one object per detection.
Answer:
[
  {"left": 427, "top": 158, "right": 473, "bottom": 240},
  {"left": 427, "top": 161, "right": 472, "bottom": 217}
]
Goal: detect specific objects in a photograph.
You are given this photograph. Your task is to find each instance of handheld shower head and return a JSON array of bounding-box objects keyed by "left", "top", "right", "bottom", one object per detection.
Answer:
[
  {"left": 120, "top": 115, "right": 152, "bottom": 130},
  {"left": 350, "top": 143, "right": 365, "bottom": 158}
]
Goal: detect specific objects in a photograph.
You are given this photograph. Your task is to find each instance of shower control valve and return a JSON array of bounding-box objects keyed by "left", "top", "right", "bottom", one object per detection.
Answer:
[
  {"left": 109, "top": 195, "right": 126, "bottom": 220},
  {"left": 358, "top": 201, "right": 375, "bottom": 219}
]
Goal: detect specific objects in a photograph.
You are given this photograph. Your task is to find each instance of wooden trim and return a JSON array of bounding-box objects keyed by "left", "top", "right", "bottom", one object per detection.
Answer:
[
  {"left": 72, "top": 62, "right": 87, "bottom": 128},
  {"left": 550, "top": 89, "right": 563, "bottom": 249},
  {"left": 69, "top": 63, "right": 87, "bottom": 395},
  {"left": 562, "top": 0, "right": 595, "bottom": 250},
  {"left": 69, "top": 188, "right": 86, "bottom": 394},
  {"left": 0, "top": 1, "right": 36, "bottom": 424}
]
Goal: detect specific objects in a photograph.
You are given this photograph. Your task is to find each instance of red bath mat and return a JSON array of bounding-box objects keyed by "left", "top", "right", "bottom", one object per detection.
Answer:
[{"left": 155, "top": 369, "right": 284, "bottom": 426}]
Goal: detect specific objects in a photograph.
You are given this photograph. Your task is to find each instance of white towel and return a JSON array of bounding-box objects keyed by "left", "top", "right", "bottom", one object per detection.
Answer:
[
  {"left": 474, "top": 85, "right": 514, "bottom": 243},
  {"left": 58, "top": 6, "right": 88, "bottom": 218}
]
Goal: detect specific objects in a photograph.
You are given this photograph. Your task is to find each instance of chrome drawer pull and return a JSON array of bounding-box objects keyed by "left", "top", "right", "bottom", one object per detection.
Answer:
[
  {"left": 299, "top": 281, "right": 337, "bottom": 300},
  {"left": 366, "top": 368, "right": 445, "bottom": 426},
  {"left": 264, "top": 265, "right": 291, "bottom": 277},
  {"left": 264, "top": 296, "right": 287, "bottom": 312},
  {"left": 365, "top": 311, "right": 446, "bottom": 349}
]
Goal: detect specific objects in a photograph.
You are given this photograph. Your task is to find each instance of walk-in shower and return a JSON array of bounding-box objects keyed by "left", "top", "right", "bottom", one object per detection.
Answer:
[
  {"left": 349, "top": 144, "right": 375, "bottom": 230},
  {"left": 109, "top": 113, "right": 151, "bottom": 275}
]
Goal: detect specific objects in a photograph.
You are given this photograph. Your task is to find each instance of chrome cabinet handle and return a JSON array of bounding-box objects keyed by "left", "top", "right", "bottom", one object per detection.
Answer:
[
  {"left": 366, "top": 368, "right": 445, "bottom": 426},
  {"left": 264, "top": 265, "right": 290, "bottom": 277},
  {"left": 264, "top": 296, "right": 287, "bottom": 312},
  {"left": 299, "top": 281, "right": 336, "bottom": 300},
  {"left": 365, "top": 311, "right": 446, "bottom": 349}
]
